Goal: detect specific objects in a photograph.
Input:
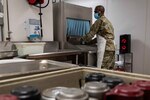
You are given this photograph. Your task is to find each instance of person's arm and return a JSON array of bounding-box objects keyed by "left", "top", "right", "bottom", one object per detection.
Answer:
[
  {"left": 82, "top": 19, "right": 102, "bottom": 43},
  {"left": 86, "top": 38, "right": 97, "bottom": 45}
]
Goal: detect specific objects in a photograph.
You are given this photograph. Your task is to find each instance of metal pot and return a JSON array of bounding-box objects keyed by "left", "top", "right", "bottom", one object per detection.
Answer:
[
  {"left": 82, "top": 82, "right": 110, "bottom": 100},
  {"left": 85, "top": 73, "right": 105, "bottom": 82},
  {"left": 11, "top": 85, "right": 41, "bottom": 100},
  {"left": 56, "top": 88, "right": 89, "bottom": 100},
  {"left": 42, "top": 87, "right": 68, "bottom": 100}
]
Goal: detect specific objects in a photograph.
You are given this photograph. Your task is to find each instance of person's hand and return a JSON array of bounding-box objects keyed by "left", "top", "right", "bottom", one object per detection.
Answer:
[
  {"left": 86, "top": 38, "right": 97, "bottom": 45},
  {"left": 79, "top": 38, "right": 86, "bottom": 45},
  {"left": 76, "top": 37, "right": 82, "bottom": 42},
  {"left": 76, "top": 37, "right": 82, "bottom": 44}
]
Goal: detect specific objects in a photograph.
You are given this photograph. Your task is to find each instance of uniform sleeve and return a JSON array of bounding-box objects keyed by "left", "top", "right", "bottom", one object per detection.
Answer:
[{"left": 82, "top": 19, "right": 102, "bottom": 43}]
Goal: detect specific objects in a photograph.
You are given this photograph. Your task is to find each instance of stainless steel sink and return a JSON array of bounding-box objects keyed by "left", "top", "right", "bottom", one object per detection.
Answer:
[
  {"left": 0, "top": 59, "right": 78, "bottom": 77},
  {"left": 0, "top": 60, "right": 39, "bottom": 74}
]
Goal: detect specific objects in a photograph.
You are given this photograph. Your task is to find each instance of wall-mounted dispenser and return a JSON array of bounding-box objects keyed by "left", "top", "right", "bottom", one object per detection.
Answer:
[
  {"left": 25, "top": 19, "right": 41, "bottom": 41},
  {"left": 27, "top": 0, "right": 50, "bottom": 40}
]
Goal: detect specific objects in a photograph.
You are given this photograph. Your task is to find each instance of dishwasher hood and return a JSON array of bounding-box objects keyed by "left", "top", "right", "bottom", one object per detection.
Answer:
[{"left": 53, "top": 1, "right": 92, "bottom": 49}]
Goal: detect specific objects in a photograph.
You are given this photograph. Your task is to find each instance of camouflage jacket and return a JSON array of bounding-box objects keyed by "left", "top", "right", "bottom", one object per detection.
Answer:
[{"left": 82, "top": 16, "right": 115, "bottom": 51}]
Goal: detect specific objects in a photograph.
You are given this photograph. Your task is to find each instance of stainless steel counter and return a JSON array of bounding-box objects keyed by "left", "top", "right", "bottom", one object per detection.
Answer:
[
  {"left": 0, "top": 59, "right": 78, "bottom": 79},
  {"left": 64, "top": 44, "right": 97, "bottom": 66},
  {"left": 28, "top": 49, "right": 82, "bottom": 57},
  {"left": 27, "top": 49, "right": 82, "bottom": 64}
]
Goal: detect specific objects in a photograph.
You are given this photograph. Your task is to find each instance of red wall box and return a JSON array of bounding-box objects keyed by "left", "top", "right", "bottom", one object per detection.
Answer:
[{"left": 27, "top": 0, "right": 44, "bottom": 5}]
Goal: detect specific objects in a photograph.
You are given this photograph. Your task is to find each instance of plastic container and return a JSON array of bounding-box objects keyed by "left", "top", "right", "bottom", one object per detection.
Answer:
[
  {"left": 56, "top": 88, "right": 88, "bottom": 100},
  {"left": 11, "top": 85, "right": 41, "bottom": 100},
  {"left": 0, "top": 94, "right": 19, "bottom": 100},
  {"left": 105, "top": 84, "right": 144, "bottom": 100},
  {"left": 85, "top": 73, "right": 105, "bottom": 82},
  {"left": 82, "top": 82, "right": 109, "bottom": 100},
  {"left": 14, "top": 42, "right": 45, "bottom": 56},
  {"left": 133, "top": 80, "right": 150, "bottom": 100}
]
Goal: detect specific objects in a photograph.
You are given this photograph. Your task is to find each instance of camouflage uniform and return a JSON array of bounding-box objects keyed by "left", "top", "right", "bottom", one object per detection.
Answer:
[{"left": 82, "top": 16, "right": 115, "bottom": 69}]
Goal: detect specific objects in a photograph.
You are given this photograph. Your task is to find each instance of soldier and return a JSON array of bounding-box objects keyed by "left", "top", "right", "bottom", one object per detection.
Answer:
[{"left": 81, "top": 5, "right": 115, "bottom": 69}]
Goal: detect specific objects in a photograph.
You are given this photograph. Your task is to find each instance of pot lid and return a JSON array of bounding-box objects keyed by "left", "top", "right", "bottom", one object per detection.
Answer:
[
  {"left": 89, "top": 73, "right": 105, "bottom": 78},
  {"left": 56, "top": 88, "right": 88, "bottom": 100},
  {"left": 42, "top": 87, "right": 67, "bottom": 98},
  {"left": 133, "top": 80, "right": 150, "bottom": 90},
  {"left": 102, "top": 77, "right": 124, "bottom": 86},
  {"left": 82, "top": 82, "right": 109, "bottom": 93},
  {"left": 85, "top": 73, "right": 105, "bottom": 82},
  {"left": 11, "top": 85, "right": 38, "bottom": 96},
  {"left": 86, "top": 73, "right": 105, "bottom": 79},
  {"left": 109, "top": 84, "right": 144, "bottom": 97}
]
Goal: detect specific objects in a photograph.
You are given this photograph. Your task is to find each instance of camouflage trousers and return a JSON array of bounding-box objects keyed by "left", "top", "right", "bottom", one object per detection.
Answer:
[{"left": 101, "top": 51, "right": 115, "bottom": 69}]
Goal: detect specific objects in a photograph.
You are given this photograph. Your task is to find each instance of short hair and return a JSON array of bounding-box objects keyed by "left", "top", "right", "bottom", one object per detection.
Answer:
[{"left": 95, "top": 5, "right": 105, "bottom": 14}]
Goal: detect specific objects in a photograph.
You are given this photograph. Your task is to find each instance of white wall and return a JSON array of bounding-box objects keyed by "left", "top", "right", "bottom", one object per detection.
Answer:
[
  {"left": 0, "top": 28, "right": 1, "bottom": 41},
  {"left": 144, "top": 0, "right": 150, "bottom": 74},
  {"left": 4, "top": 0, "right": 53, "bottom": 41},
  {"left": 0, "top": 0, "right": 3, "bottom": 41},
  {"left": 107, "top": 0, "right": 148, "bottom": 74}
]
